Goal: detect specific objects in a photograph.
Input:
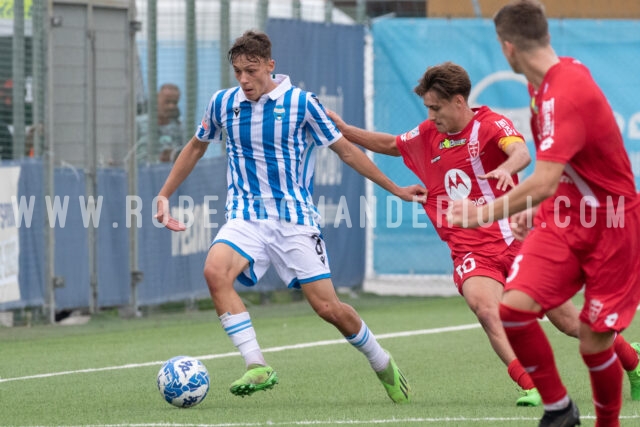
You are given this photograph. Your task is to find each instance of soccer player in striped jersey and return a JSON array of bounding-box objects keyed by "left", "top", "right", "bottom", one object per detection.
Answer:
[
  {"left": 329, "top": 61, "right": 638, "bottom": 409},
  {"left": 449, "top": 1, "right": 640, "bottom": 425},
  {"left": 155, "top": 30, "right": 427, "bottom": 403}
]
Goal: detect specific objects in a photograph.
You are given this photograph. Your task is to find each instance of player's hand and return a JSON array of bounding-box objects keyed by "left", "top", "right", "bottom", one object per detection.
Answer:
[
  {"left": 396, "top": 184, "right": 428, "bottom": 203},
  {"left": 478, "top": 167, "right": 515, "bottom": 191},
  {"left": 509, "top": 206, "right": 537, "bottom": 241},
  {"left": 325, "top": 109, "right": 346, "bottom": 130},
  {"left": 155, "top": 197, "right": 186, "bottom": 232},
  {"left": 446, "top": 199, "right": 480, "bottom": 228}
]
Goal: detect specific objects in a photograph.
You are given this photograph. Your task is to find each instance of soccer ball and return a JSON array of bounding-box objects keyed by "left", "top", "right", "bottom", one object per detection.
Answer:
[{"left": 157, "top": 355, "right": 210, "bottom": 407}]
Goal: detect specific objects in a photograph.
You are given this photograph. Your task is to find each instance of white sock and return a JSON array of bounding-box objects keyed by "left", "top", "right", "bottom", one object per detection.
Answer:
[
  {"left": 345, "top": 321, "right": 389, "bottom": 372},
  {"left": 219, "top": 311, "right": 266, "bottom": 368},
  {"left": 544, "top": 395, "right": 570, "bottom": 411}
]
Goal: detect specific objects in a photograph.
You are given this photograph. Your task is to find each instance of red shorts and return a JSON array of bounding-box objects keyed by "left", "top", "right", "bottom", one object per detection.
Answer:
[
  {"left": 505, "top": 206, "right": 640, "bottom": 332},
  {"left": 452, "top": 241, "right": 522, "bottom": 295}
]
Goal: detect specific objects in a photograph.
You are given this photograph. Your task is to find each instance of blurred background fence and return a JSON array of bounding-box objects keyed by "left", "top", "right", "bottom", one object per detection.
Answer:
[{"left": 0, "top": 0, "right": 638, "bottom": 324}]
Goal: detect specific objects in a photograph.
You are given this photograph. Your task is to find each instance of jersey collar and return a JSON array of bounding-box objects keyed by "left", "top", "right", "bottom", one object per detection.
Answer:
[
  {"left": 237, "top": 74, "right": 292, "bottom": 103},
  {"left": 266, "top": 74, "right": 291, "bottom": 100}
]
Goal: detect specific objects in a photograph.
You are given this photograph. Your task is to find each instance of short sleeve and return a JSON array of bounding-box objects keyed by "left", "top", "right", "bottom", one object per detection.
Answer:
[
  {"left": 195, "top": 91, "right": 223, "bottom": 142},
  {"left": 304, "top": 94, "right": 342, "bottom": 147}
]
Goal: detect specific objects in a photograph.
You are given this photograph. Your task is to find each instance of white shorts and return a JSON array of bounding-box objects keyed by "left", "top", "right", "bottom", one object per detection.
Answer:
[{"left": 212, "top": 219, "right": 331, "bottom": 288}]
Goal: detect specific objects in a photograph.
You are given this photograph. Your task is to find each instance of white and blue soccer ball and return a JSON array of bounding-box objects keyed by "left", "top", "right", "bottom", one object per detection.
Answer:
[{"left": 157, "top": 355, "right": 210, "bottom": 408}]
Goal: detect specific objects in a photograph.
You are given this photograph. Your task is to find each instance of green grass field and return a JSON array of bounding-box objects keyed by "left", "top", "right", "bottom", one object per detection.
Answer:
[{"left": 2, "top": 293, "right": 640, "bottom": 426}]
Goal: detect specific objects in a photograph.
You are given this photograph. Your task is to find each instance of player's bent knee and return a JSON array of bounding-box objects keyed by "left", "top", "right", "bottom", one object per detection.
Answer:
[
  {"left": 473, "top": 304, "right": 500, "bottom": 325},
  {"left": 203, "top": 264, "right": 236, "bottom": 292}
]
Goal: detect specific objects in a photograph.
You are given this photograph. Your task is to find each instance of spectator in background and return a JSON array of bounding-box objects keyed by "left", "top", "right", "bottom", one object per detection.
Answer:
[
  {"left": 0, "top": 125, "right": 11, "bottom": 159},
  {"left": 0, "top": 79, "right": 13, "bottom": 160},
  {"left": 0, "top": 77, "right": 38, "bottom": 159},
  {"left": 136, "top": 82, "right": 184, "bottom": 163}
]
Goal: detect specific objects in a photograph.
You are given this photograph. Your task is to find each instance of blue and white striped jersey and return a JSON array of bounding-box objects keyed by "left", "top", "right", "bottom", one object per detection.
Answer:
[{"left": 195, "top": 74, "right": 342, "bottom": 227}]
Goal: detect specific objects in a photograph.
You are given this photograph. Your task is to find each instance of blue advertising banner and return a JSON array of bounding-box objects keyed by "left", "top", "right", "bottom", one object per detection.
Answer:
[
  {"left": 136, "top": 157, "right": 226, "bottom": 306},
  {"left": 14, "top": 159, "right": 45, "bottom": 309}
]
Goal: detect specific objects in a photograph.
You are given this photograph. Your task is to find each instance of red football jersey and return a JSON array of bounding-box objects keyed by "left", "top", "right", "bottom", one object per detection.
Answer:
[
  {"left": 396, "top": 106, "right": 524, "bottom": 259},
  {"left": 529, "top": 57, "right": 639, "bottom": 231}
]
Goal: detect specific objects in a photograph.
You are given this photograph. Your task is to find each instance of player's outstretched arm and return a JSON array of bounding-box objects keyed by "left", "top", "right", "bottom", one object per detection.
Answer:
[
  {"left": 155, "top": 136, "right": 209, "bottom": 231},
  {"left": 326, "top": 109, "right": 400, "bottom": 156},
  {"left": 329, "top": 137, "right": 427, "bottom": 203}
]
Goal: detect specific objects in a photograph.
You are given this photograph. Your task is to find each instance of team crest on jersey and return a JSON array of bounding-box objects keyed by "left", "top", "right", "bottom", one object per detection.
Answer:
[
  {"left": 444, "top": 169, "right": 472, "bottom": 200},
  {"left": 439, "top": 138, "right": 466, "bottom": 149},
  {"left": 467, "top": 138, "right": 479, "bottom": 158},
  {"left": 274, "top": 105, "right": 286, "bottom": 121},
  {"left": 559, "top": 174, "right": 574, "bottom": 184},
  {"left": 400, "top": 126, "right": 420, "bottom": 142}
]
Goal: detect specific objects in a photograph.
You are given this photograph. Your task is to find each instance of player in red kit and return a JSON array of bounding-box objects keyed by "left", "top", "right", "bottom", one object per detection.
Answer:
[
  {"left": 328, "top": 61, "right": 583, "bottom": 407},
  {"left": 448, "top": 1, "right": 640, "bottom": 426}
]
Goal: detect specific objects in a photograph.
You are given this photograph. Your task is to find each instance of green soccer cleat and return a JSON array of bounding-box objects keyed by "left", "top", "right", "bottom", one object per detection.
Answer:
[
  {"left": 376, "top": 352, "right": 411, "bottom": 403},
  {"left": 229, "top": 364, "right": 278, "bottom": 397},
  {"left": 627, "top": 342, "right": 640, "bottom": 401},
  {"left": 516, "top": 387, "right": 542, "bottom": 407}
]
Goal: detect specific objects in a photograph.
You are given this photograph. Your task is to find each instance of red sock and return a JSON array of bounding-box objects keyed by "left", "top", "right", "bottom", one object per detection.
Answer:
[
  {"left": 499, "top": 303, "right": 567, "bottom": 404},
  {"left": 507, "top": 359, "right": 535, "bottom": 390},
  {"left": 613, "top": 334, "right": 638, "bottom": 371},
  {"left": 582, "top": 347, "right": 622, "bottom": 427}
]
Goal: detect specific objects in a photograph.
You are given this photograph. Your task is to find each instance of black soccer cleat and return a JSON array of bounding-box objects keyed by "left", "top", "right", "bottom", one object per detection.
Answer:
[{"left": 538, "top": 399, "right": 581, "bottom": 427}]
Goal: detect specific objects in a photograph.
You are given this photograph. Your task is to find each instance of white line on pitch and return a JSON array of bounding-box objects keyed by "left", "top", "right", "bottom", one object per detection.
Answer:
[
  {"left": 0, "top": 323, "right": 481, "bottom": 384},
  {"left": 25, "top": 414, "right": 640, "bottom": 426}
]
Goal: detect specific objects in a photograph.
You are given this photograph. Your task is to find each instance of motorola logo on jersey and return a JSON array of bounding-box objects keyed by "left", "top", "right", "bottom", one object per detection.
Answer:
[
  {"left": 274, "top": 105, "right": 285, "bottom": 121},
  {"left": 444, "top": 169, "right": 472, "bottom": 200}
]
